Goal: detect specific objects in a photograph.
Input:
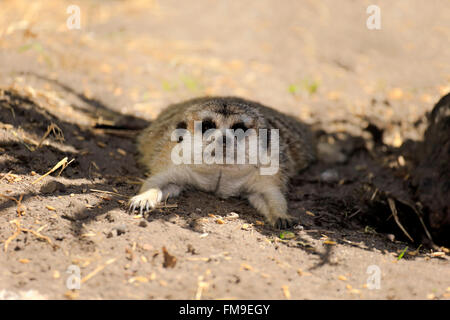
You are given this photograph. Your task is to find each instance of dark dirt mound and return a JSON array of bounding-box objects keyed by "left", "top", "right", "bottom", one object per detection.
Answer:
[{"left": 412, "top": 93, "right": 450, "bottom": 246}]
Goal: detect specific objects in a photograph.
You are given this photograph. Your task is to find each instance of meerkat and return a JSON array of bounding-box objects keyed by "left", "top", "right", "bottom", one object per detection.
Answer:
[{"left": 129, "top": 97, "right": 316, "bottom": 228}]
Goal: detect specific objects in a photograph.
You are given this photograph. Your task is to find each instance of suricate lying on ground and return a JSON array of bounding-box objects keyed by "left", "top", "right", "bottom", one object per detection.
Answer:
[{"left": 129, "top": 97, "right": 316, "bottom": 228}]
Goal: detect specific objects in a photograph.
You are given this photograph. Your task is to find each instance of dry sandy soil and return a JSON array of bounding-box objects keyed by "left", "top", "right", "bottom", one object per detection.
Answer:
[{"left": 0, "top": 0, "right": 449, "bottom": 300}]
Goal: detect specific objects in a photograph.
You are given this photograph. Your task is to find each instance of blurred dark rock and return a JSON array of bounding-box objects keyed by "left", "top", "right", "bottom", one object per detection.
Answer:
[{"left": 412, "top": 93, "right": 450, "bottom": 246}]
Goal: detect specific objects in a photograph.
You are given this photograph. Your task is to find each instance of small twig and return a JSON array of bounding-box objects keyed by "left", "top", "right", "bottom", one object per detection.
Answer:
[
  {"left": 21, "top": 227, "right": 55, "bottom": 248},
  {"left": 396, "top": 198, "right": 433, "bottom": 243},
  {"left": 3, "top": 218, "right": 56, "bottom": 252},
  {"left": 32, "top": 157, "right": 72, "bottom": 184},
  {"left": 0, "top": 193, "right": 25, "bottom": 216},
  {"left": 81, "top": 258, "right": 117, "bottom": 284},
  {"left": 195, "top": 275, "right": 209, "bottom": 300},
  {"left": 16, "top": 194, "right": 24, "bottom": 216},
  {"left": 4, "top": 219, "right": 22, "bottom": 252},
  {"left": 370, "top": 188, "right": 379, "bottom": 201},
  {"left": 156, "top": 203, "right": 178, "bottom": 209},
  {"left": 36, "top": 123, "right": 65, "bottom": 149},
  {"left": 10, "top": 129, "right": 38, "bottom": 151},
  {"left": 57, "top": 158, "right": 74, "bottom": 177},
  {"left": 0, "top": 193, "right": 18, "bottom": 202},
  {"left": 0, "top": 171, "right": 12, "bottom": 183},
  {"left": 388, "top": 198, "right": 414, "bottom": 242},
  {"left": 89, "top": 189, "right": 130, "bottom": 199},
  {"left": 348, "top": 208, "right": 362, "bottom": 219}
]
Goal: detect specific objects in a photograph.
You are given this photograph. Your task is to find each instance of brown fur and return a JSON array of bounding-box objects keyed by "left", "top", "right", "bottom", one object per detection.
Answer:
[{"left": 130, "top": 97, "right": 316, "bottom": 228}]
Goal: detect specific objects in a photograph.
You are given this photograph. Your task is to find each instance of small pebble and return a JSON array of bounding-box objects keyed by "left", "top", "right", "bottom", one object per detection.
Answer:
[
  {"left": 106, "top": 230, "right": 116, "bottom": 238},
  {"left": 115, "top": 224, "right": 127, "bottom": 235},
  {"left": 138, "top": 221, "right": 148, "bottom": 228},
  {"left": 226, "top": 212, "right": 239, "bottom": 220},
  {"left": 105, "top": 213, "right": 116, "bottom": 223},
  {"left": 187, "top": 244, "right": 197, "bottom": 255},
  {"left": 40, "top": 180, "right": 66, "bottom": 194},
  {"left": 320, "top": 169, "right": 339, "bottom": 183}
]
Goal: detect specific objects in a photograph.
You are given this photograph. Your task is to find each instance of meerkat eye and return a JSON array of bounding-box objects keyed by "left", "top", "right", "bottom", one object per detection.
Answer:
[
  {"left": 175, "top": 121, "right": 187, "bottom": 143},
  {"left": 202, "top": 119, "right": 216, "bottom": 133},
  {"left": 231, "top": 122, "right": 248, "bottom": 132},
  {"left": 176, "top": 121, "right": 187, "bottom": 129}
]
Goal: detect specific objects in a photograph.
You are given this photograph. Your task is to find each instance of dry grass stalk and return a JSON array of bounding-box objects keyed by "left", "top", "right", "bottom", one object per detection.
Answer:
[
  {"left": 81, "top": 258, "right": 117, "bottom": 284},
  {"left": 388, "top": 198, "right": 414, "bottom": 242},
  {"left": 32, "top": 156, "right": 73, "bottom": 184},
  {"left": 36, "top": 123, "right": 64, "bottom": 149}
]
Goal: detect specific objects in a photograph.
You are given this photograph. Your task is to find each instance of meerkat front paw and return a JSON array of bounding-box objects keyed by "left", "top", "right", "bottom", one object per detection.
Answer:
[
  {"left": 264, "top": 211, "right": 294, "bottom": 229},
  {"left": 247, "top": 192, "right": 293, "bottom": 229},
  {"left": 128, "top": 188, "right": 163, "bottom": 214},
  {"left": 274, "top": 216, "right": 294, "bottom": 229}
]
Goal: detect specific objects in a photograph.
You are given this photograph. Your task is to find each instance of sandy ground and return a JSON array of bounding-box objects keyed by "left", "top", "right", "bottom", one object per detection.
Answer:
[{"left": 0, "top": 0, "right": 449, "bottom": 300}]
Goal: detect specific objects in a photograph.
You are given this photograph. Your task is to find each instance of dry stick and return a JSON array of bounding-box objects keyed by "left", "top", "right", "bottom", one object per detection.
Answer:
[
  {"left": 348, "top": 208, "right": 361, "bottom": 219},
  {"left": 4, "top": 219, "right": 22, "bottom": 252},
  {"left": 11, "top": 129, "right": 37, "bottom": 151},
  {"left": 57, "top": 158, "right": 74, "bottom": 177},
  {"left": 1, "top": 172, "right": 39, "bottom": 198},
  {"left": 387, "top": 198, "right": 414, "bottom": 242},
  {"left": 21, "top": 227, "right": 55, "bottom": 248},
  {"left": 32, "top": 157, "right": 72, "bottom": 184},
  {"left": 36, "top": 127, "right": 52, "bottom": 149},
  {"left": 395, "top": 198, "right": 433, "bottom": 243},
  {"left": 16, "top": 194, "right": 24, "bottom": 215},
  {"left": 195, "top": 276, "right": 209, "bottom": 300},
  {"left": 0, "top": 193, "right": 17, "bottom": 202},
  {"left": 156, "top": 203, "right": 177, "bottom": 209},
  {"left": 1, "top": 193, "right": 54, "bottom": 251},
  {"left": 3, "top": 218, "right": 56, "bottom": 252},
  {"left": 0, "top": 170, "right": 12, "bottom": 183},
  {"left": 89, "top": 189, "right": 130, "bottom": 199},
  {"left": 415, "top": 210, "right": 433, "bottom": 242},
  {"left": 36, "top": 123, "right": 64, "bottom": 149},
  {"left": 0, "top": 193, "right": 24, "bottom": 216},
  {"left": 81, "top": 258, "right": 117, "bottom": 284},
  {"left": 370, "top": 188, "right": 379, "bottom": 201}
]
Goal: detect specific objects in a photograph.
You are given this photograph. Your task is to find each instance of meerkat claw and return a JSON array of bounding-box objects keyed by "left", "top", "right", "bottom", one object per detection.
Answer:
[
  {"left": 275, "top": 217, "right": 293, "bottom": 230},
  {"left": 128, "top": 188, "right": 162, "bottom": 214},
  {"left": 128, "top": 199, "right": 146, "bottom": 214}
]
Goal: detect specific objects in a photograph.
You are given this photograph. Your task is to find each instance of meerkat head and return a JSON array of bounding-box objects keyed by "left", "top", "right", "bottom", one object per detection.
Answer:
[{"left": 171, "top": 97, "right": 273, "bottom": 171}]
